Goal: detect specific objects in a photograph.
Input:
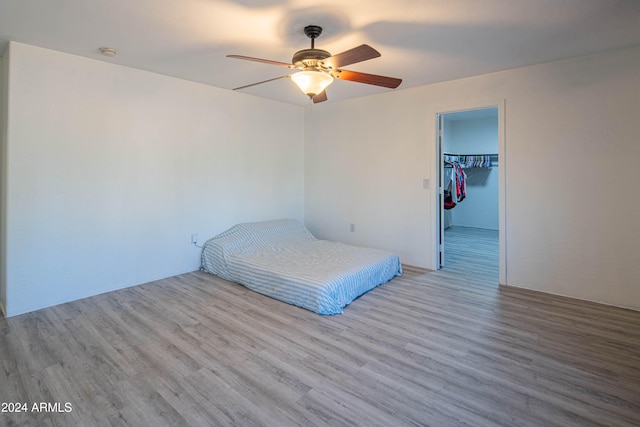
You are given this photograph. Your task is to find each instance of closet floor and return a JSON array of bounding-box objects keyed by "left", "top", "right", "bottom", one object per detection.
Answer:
[{"left": 443, "top": 226, "right": 499, "bottom": 286}]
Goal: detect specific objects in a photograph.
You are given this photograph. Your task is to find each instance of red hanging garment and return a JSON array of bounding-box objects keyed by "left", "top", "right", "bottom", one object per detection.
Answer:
[{"left": 454, "top": 164, "right": 466, "bottom": 202}]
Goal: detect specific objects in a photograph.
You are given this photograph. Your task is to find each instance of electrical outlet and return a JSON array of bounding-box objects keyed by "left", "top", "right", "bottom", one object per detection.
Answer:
[
  {"left": 191, "top": 234, "right": 198, "bottom": 244},
  {"left": 423, "top": 178, "right": 430, "bottom": 189}
]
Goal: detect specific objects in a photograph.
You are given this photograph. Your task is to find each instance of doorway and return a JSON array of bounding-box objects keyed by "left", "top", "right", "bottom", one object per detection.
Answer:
[{"left": 434, "top": 103, "right": 506, "bottom": 285}]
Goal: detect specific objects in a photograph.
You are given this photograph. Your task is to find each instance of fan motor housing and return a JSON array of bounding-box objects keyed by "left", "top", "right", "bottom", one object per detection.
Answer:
[{"left": 292, "top": 48, "right": 331, "bottom": 69}]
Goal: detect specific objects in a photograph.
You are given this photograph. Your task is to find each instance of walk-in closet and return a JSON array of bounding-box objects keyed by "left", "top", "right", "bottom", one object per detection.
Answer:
[{"left": 438, "top": 107, "right": 499, "bottom": 283}]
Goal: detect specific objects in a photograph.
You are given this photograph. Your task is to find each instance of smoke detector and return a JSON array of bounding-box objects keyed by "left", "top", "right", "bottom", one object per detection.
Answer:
[{"left": 99, "top": 47, "right": 117, "bottom": 57}]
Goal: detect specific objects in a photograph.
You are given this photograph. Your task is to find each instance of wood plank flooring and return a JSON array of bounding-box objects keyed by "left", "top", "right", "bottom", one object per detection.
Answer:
[
  {"left": 443, "top": 226, "right": 500, "bottom": 280},
  {"left": 1, "top": 227, "right": 639, "bottom": 426}
]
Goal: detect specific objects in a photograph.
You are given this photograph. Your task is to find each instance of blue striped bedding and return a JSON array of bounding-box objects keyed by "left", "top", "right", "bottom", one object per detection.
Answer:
[{"left": 200, "top": 219, "right": 402, "bottom": 315}]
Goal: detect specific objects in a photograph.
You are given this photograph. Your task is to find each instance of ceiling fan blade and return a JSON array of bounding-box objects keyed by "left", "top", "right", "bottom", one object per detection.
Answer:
[
  {"left": 226, "top": 55, "right": 292, "bottom": 67},
  {"left": 322, "top": 44, "right": 381, "bottom": 69},
  {"left": 333, "top": 69, "right": 402, "bottom": 89},
  {"left": 312, "top": 90, "right": 328, "bottom": 103},
  {"left": 232, "top": 75, "right": 291, "bottom": 91}
]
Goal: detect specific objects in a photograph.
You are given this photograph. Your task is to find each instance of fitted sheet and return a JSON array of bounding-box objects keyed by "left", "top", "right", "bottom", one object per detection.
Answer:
[{"left": 201, "top": 219, "right": 402, "bottom": 314}]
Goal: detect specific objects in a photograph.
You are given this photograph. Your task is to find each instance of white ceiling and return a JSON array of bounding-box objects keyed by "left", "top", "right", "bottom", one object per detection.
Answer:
[{"left": 1, "top": 0, "right": 639, "bottom": 106}]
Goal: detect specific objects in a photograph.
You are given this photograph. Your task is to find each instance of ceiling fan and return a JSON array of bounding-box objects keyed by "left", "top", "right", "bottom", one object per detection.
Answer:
[{"left": 227, "top": 25, "right": 402, "bottom": 103}]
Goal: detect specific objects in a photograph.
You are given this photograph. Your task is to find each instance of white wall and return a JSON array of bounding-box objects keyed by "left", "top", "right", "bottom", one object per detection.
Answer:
[
  {"left": 3, "top": 42, "right": 639, "bottom": 316},
  {"left": 304, "top": 45, "right": 640, "bottom": 311},
  {"left": 445, "top": 116, "right": 499, "bottom": 230},
  {"left": 1, "top": 42, "right": 304, "bottom": 317}
]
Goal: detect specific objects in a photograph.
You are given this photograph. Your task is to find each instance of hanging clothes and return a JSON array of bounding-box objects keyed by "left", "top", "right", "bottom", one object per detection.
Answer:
[
  {"left": 453, "top": 163, "right": 466, "bottom": 202},
  {"left": 444, "top": 153, "right": 494, "bottom": 168},
  {"left": 443, "top": 162, "right": 466, "bottom": 209},
  {"left": 444, "top": 187, "right": 456, "bottom": 210},
  {"left": 444, "top": 163, "right": 455, "bottom": 209}
]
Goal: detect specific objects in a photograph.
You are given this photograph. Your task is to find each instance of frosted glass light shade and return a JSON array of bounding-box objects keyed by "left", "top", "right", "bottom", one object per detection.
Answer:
[{"left": 291, "top": 71, "right": 333, "bottom": 97}]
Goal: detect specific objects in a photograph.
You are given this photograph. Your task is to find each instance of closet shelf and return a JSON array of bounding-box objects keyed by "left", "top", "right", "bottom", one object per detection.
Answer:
[{"left": 444, "top": 153, "right": 498, "bottom": 168}]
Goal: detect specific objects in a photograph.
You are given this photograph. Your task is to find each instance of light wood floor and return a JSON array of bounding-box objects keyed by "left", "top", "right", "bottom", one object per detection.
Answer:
[
  {"left": 2, "top": 227, "right": 639, "bottom": 426},
  {"left": 443, "top": 226, "right": 499, "bottom": 281}
]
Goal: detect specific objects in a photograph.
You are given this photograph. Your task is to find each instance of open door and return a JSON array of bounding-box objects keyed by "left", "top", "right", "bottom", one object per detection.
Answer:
[{"left": 437, "top": 113, "right": 445, "bottom": 268}]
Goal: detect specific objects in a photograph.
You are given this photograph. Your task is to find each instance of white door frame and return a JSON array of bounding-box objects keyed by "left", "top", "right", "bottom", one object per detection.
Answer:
[{"left": 428, "top": 99, "right": 507, "bottom": 285}]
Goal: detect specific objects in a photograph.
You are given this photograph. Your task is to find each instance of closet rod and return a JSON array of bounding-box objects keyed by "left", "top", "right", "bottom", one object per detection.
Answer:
[{"left": 443, "top": 153, "right": 499, "bottom": 168}]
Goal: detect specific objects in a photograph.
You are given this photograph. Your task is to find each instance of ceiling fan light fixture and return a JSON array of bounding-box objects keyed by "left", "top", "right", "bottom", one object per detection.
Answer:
[
  {"left": 290, "top": 70, "right": 333, "bottom": 97},
  {"left": 227, "top": 24, "right": 401, "bottom": 103}
]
